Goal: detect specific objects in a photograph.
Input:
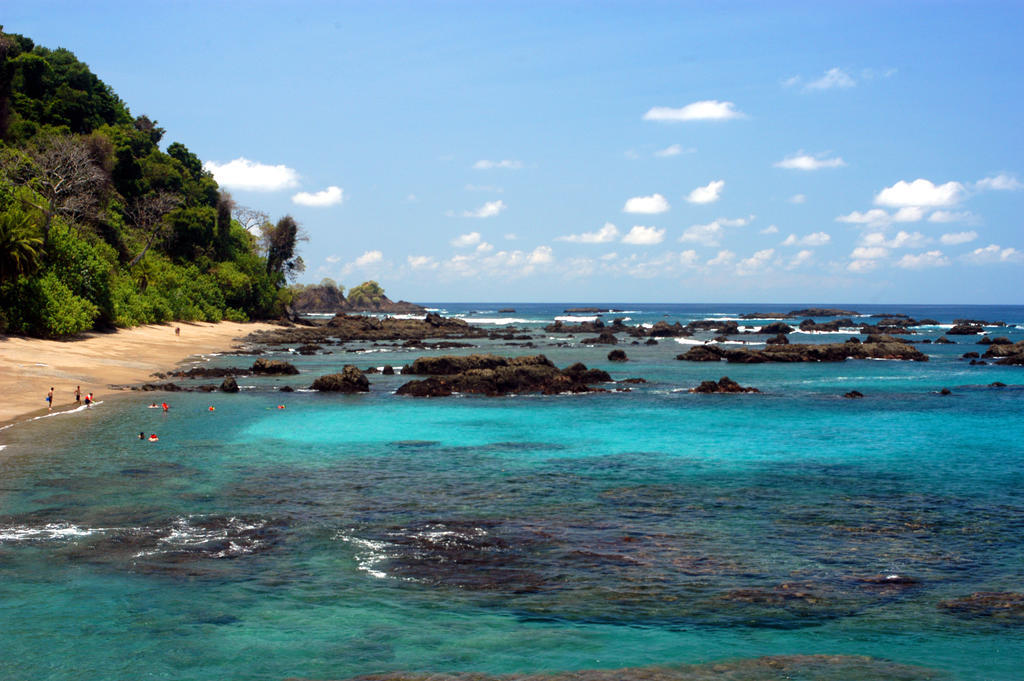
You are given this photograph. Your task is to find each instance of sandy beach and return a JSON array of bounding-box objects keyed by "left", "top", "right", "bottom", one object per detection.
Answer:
[{"left": 0, "top": 321, "right": 276, "bottom": 426}]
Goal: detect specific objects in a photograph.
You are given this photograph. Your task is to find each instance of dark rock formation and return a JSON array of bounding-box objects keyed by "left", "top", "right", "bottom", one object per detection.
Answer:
[
  {"left": 788, "top": 308, "right": 860, "bottom": 317},
  {"left": 382, "top": 365, "right": 395, "bottom": 375},
  {"left": 954, "top": 318, "right": 1005, "bottom": 327},
  {"left": 690, "top": 376, "right": 759, "bottom": 394},
  {"left": 799, "top": 318, "right": 855, "bottom": 332},
  {"left": 934, "top": 336, "right": 954, "bottom": 344},
  {"left": 981, "top": 340, "right": 1024, "bottom": 365},
  {"left": 608, "top": 349, "right": 628, "bottom": 362},
  {"left": 250, "top": 358, "right": 299, "bottom": 375},
  {"left": 939, "top": 388, "right": 952, "bottom": 395},
  {"left": 766, "top": 333, "right": 790, "bottom": 345},
  {"left": 761, "top": 321, "right": 794, "bottom": 334},
  {"left": 161, "top": 366, "right": 247, "bottom": 379},
  {"left": 677, "top": 336, "right": 928, "bottom": 363},
  {"left": 947, "top": 323, "right": 984, "bottom": 335},
  {"left": 220, "top": 377, "right": 239, "bottom": 393},
  {"left": 961, "top": 352, "right": 980, "bottom": 359},
  {"left": 843, "top": 390, "right": 864, "bottom": 399},
  {"left": 396, "top": 354, "right": 612, "bottom": 397},
  {"left": 310, "top": 365, "right": 370, "bottom": 392},
  {"left": 582, "top": 331, "right": 618, "bottom": 345},
  {"left": 498, "top": 308, "right": 516, "bottom": 313},
  {"left": 278, "top": 385, "right": 294, "bottom": 392},
  {"left": 296, "top": 343, "right": 321, "bottom": 355},
  {"left": 644, "top": 338, "right": 659, "bottom": 345}
]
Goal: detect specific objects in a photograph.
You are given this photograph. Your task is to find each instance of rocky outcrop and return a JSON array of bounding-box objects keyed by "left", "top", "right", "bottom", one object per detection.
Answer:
[
  {"left": 690, "top": 376, "right": 759, "bottom": 394},
  {"left": 788, "top": 308, "right": 860, "bottom": 317},
  {"left": 677, "top": 336, "right": 928, "bottom": 363},
  {"left": 798, "top": 318, "right": 855, "bottom": 332},
  {"left": 947, "top": 323, "right": 984, "bottom": 335},
  {"left": 979, "top": 340, "right": 1024, "bottom": 365},
  {"left": 934, "top": 336, "right": 954, "bottom": 344},
  {"left": 250, "top": 358, "right": 299, "bottom": 375},
  {"left": 843, "top": 390, "right": 864, "bottom": 399},
  {"left": 761, "top": 321, "right": 794, "bottom": 334},
  {"left": 310, "top": 365, "right": 370, "bottom": 392},
  {"left": 608, "top": 349, "right": 628, "bottom": 362},
  {"left": 220, "top": 377, "right": 239, "bottom": 393},
  {"left": 765, "top": 333, "right": 790, "bottom": 345},
  {"left": 582, "top": 331, "right": 618, "bottom": 345},
  {"left": 396, "top": 354, "right": 612, "bottom": 397}
]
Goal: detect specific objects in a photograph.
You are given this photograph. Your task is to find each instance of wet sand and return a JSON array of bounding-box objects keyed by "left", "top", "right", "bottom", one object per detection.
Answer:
[{"left": 0, "top": 321, "right": 276, "bottom": 427}]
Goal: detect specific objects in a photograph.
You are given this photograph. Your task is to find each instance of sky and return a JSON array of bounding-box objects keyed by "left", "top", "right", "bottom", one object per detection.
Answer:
[{"left": 5, "top": 1, "right": 1024, "bottom": 303}]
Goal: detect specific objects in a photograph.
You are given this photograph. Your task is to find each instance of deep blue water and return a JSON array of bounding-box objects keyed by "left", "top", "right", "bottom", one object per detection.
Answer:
[{"left": 1, "top": 303, "right": 1022, "bottom": 680}]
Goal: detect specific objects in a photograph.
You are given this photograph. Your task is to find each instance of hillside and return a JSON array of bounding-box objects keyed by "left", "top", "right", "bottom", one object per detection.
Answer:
[{"left": 0, "top": 29, "right": 302, "bottom": 336}]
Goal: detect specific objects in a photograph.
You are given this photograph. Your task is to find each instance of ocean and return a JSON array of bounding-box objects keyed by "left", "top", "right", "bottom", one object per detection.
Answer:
[{"left": 1, "top": 303, "right": 1022, "bottom": 680}]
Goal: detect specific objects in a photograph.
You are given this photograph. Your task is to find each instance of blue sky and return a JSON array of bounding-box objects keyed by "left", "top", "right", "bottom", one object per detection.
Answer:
[{"left": 6, "top": 1, "right": 1023, "bottom": 303}]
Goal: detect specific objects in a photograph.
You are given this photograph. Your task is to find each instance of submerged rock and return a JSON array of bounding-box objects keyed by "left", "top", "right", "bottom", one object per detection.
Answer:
[{"left": 939, "top": 592, "right": 1024, "bottom": 622}]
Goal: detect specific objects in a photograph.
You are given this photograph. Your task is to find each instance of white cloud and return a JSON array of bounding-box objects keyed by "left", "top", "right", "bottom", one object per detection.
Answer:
[
  {"left": 556, "top": 222, "right": 620, "bottom": 244},
  {"left": 975, "top": 174, "right": 1023, "bottom": 191},
  {"left": 860, "top": 231, "right": 929, "bottom": 249},
  {"left": 940, "top": 231, "right": 978, "bottom": 245},
  {"left": 461, "top": 200, "right": 507, "bottom": 218},
  {"left": 896, "top": 250, "right": 950, "bottom": 269},
  {"left": 787, "top": 249, "right": 814, "bottom": 269},
  {"left": 203, "top": 157, "right": 299, "bottom": 191},
  {"left": 528, "top": 246, "right": 554, "bottom": 265},
  {"left": 760, "top": 224, "right": 779, "bottom": 234},
  {"left": 847, "top": 259, "right": 879, "bottom": 273},
  {"left": 465, "top": 184, "right": 504, "bottom": 192},
  {"left": 964, "top": 244, "right": 1024, "bottom": 264},
  {"left": 679, "top": 221, "right": 725, "bottom": 246},
  {"left": 686, "top": 180, "right": 724, "bottom": 204},
  {"left": 718, "top": 215, "right": 753, "bottom": 227},
  {"left": 928, "top": 210, "right": 974, "bottom": 223},
  {"left": 291, "top": 185, "right": 343, "bottom": 207},
  {"left": 789, "top": 194, "right": 807, "bottom": 204},
  {"left": 643, "top": 100, "right": 744, "bottom": 122},
  {"left": 622, "top": 225, "right": 665, "bottom": 245},
  {"left": 623, "top": 193, "right": 670, "bottom": 214},
  {"left": 325, "top": 255, "right": 340, "bottom": 263},
  {"left": 504, "top": 233, "right": 518, "bottom": 240},
  {"left": 451, "top": 232, "right": 482, "bottom": 247},
  {"left": 874, "top": 179, "right": 965, "bottom": 208},
  {"left": 893, "top": 206, "right": 926, "bottom": 222},
  {"left": 836, "top": 208, "right": 892, "bottom": 227},
  {"left": 476, "top": 242, "right": 494, "bottom": 253},
  {"left": 354, "top": 250, "right": 383, "bottom": 267},
  {"left": 707, "top": 250, "right": 735, "bottom": 266},
  {"left": 774, "top": 153, "right": 846, "bottom": 170},
  {"left": 407, "top": 255, "right": 438, "bottom": 270},
  {"left": 473, "top": 159, "right": 523, "bottom": 170},
  {"left": 736, "top": 248, "right": 774, "bottom": 276},
  {"left": 805, "top": 67, "right": 856, "bottom": 91},
  {"left": 654, "top": 144, "right": 693, "bottom": 157},
  {"left": 679, "top": 250, "right": 700, "bottom": 266},
  {"left": 852, "top": 246, "right": 889, "bottom": 260},
  {"left": 783, "top": 231, "right": 831, "bottom": 247}
]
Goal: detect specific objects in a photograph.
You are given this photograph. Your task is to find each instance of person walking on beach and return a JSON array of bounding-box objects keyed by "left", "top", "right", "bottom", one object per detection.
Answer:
[
  {"left": 46, "top": 387, "right": 53, "bottom": 411},
  {"left": 175, "top": 326, "right": 180, "bottom": 337},
  {"left": 74, "top": 386, "right": 81, "bottom": 404}
]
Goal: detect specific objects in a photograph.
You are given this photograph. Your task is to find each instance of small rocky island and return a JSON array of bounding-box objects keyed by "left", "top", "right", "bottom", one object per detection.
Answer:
[{"left": 291, "top": 279, "right": 426, "bottom": 314}]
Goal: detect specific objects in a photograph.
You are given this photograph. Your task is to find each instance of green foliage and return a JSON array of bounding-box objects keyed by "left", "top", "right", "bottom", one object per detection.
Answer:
[
  {"left": 0, "top": 205, "right": 43, "bottom": 281},
  {"left": 347, "top": 280, "right": 386, "bottom": 307},
  {"left": 0, "top": 29, "right": 299, "bottom": 337}
]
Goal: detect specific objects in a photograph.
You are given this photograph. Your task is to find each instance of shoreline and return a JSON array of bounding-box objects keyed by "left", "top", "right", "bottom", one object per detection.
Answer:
[{"left": 0, "top": 321, "right": 276, "bottom": 429}]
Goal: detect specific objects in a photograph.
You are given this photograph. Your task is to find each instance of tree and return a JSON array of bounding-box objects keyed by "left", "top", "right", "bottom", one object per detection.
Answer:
[
  {"left": 126, "top": 190, "right": 179, "bottom": 267},
  {"left": 232, "top": 204, "right": 269, "bottom": 236},
  {"left": 1, "top": 132, "right": 109, "bottom": 242},
  {"left": 0, "top": 207, "right": 43, "bottom": 282},
  {"left": 263, "top": 214, "right": 306, "bottom": 282}
]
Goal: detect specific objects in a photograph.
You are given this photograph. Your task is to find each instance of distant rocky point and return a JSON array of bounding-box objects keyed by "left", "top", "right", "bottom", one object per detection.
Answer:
[{"left": 291, "top": 279, "right": 426, "bottom": 314}]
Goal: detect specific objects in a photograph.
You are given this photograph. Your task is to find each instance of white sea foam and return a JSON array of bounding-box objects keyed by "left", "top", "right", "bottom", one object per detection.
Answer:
[
  {"left": 555, "top": 315, "right": 599, "bottom": 322},
  {"left": 27, "top": 402, "right": 99, "bottom": 422},
  {"left": 336, "top": 533, "right": 391, "bottom": 579},
  {"left": 464, "top": 317, "right": 532, "bottom": 325},
  {"left": 791, "top": 328, "right": 860, "bottom": 335},
  {"left": 0, "top": 523, "right": 105, "bottom": 543}
]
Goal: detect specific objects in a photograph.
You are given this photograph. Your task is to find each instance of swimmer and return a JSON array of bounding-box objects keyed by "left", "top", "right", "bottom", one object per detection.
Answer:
[
  {"left": 161, "top": 402, "right": 168, "bottom": 412},
  {"left": 148, "top": 434, "right": 159, "bottom": 442},
  {"left": 139, "top": 432, "right": 145, "bottom": 440},
  {"left": 277, "top": 405, "right": 286, "bottom": 409},
  {"left": 149, "top": 402, "right": 159, "bottom": 408},
  {"left": 208, "top": 406, "right": 215, "bottom": 411}
]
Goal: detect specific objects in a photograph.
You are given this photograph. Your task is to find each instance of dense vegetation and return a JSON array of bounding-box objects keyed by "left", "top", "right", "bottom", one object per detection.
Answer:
[{"left": 0, "top": 29, "right": 303, "bottom": 336}]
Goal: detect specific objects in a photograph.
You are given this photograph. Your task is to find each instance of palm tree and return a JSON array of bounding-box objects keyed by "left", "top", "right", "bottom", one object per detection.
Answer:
[{"left": 0, "top": 208, "right": 44, "bottom": 282}]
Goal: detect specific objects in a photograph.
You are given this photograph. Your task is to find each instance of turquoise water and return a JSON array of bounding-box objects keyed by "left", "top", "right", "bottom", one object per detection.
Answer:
[{"left": 1, "top": 304, "right": 1022, "bottom": 680}]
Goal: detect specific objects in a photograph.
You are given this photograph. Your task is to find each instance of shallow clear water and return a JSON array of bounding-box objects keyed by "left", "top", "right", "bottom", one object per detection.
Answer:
[{"left": 1, "top": 303, "right": 1022, "bottom": 680}]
